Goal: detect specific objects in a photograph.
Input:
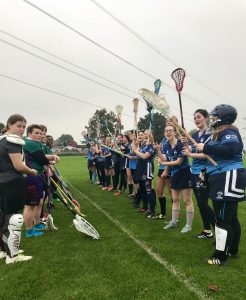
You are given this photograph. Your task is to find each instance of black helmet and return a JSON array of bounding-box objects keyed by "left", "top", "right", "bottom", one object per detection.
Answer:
[{"left": 210, "top": 104, "right": 237, "bottom": 128}]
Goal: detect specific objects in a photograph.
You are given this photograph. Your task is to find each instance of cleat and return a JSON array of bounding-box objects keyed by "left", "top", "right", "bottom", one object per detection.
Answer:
[
  {"left": 152, "top": 213, "right": 166, "bottom": 220},
  {"left": 0, "top": 249, "right": 24, "bottom": 259},
  {"left": 207, "top": 257, "right": 228, "bottom": 266},
  {"left": 5, "top": 254, "right": 32, "bottom": 264},
  {"left": 181, "top": 225, "right": 192, "bottom": 233},
  {"left": 25, "top": 228, "right": 44, "bottom": 237},
  {"left": 193, "top": 231, "right": 213, "bottom": 239},
  {"left": 229, "top": 253, "right": 240, "bottom": 259},
  {"left": 163, "top": 222, "right": 177, "bottom": 230},
  {"left": 102, "top": 187, "right": 108, "bottom": 190},
  {"left": 107, "top": 186, "right": 114, "bottom": 191},
  {"left": 34, "top": 223, "right": 46, "bottom": 230}
]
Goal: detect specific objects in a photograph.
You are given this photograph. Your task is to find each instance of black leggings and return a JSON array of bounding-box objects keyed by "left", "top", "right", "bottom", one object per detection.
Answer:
[
  {"left": 139, "top": 179, "right": 156, "bottom": 213},
  {"left": 193, "top": 187, "right": 215, "bottom": 230},
  {"left": 213, "top": 201, "right": 241, "bottom": 259}
]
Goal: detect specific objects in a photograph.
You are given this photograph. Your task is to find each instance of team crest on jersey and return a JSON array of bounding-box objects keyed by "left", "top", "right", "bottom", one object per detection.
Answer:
[
  {"left": 216, "top": 191, "right": 224, "bottom": 200},
  {"left": 200, "top": 138, "right": 204, "bottom": 143},
  {"left": 225, "top": 134, "right": 237, "bottom": 140}
]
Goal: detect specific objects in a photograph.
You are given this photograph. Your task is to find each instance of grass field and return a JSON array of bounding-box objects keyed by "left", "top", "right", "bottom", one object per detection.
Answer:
[{"left": 0, "top": 156, "right": 246, "bottom": 300}]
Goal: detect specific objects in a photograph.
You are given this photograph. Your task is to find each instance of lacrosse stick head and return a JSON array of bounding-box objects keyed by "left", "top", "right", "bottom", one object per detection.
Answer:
[
  {"left": 46, "top": 214, "right": 58, "bottom": 231},
  {"left": 73, "top": 214, "right": 100, "bottom": 239},
  {"left": 154, "top": 79, "right": 162, "bottom": 95},
  {"left": 132, "top": 98, "right": 139, "bottom": 113},
  {"left": 171, "top": 68, "right": 186, "bottom": 93},
  {"left": 139, "top": 88, "right": 171, "bottom": 117}
]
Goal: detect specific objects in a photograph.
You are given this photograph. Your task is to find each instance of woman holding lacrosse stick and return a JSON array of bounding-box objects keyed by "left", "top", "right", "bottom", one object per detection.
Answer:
[
  {"left": 182, "top": 109, "right": 215, "bottom": 239},
  {"left": 196, "top": 104, "right": 245, "bottom": 266},
  {"left": 0, "top": 114, "right": 37, "bottom": 264},
  {"left": 153, "top": 118, "right": 179, "bottom": 220},
  {"left": 158, "top": 124, "right": 194, "bottom": 233},
  {"left": 132, "top": 130, "right": 156, "bottom": 218}
]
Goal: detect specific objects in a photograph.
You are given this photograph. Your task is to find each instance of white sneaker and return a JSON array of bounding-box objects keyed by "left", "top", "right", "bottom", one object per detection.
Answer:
[
  {"left": 5, "top": 254, "right": 32, "bottom": 264},
  {"left": 0, "top": 249, "right": 24, "bottom": 259},
  {"left": 163, "top": 222, "right": 177, "bottom": 230},
  {"left": 181, "top": 225, "right": 192, "bottom": 233}
]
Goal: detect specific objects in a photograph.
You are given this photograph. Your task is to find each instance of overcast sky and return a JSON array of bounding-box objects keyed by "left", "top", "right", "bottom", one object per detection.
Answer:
[{"left": 1, "top": 0, "right": 246, "bottom": 143}]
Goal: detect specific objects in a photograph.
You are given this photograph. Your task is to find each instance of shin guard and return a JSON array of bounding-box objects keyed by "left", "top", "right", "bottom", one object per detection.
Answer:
[{"left": 3, "top": 214, "right": 23, "bottom": 257}]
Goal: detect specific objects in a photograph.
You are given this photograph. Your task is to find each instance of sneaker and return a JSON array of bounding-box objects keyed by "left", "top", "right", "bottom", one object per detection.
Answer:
[
  {"left": 0, "top": 249, "right": 24, "bottom": 259},
  {"left": 163, "top": 222, "right": 177, "bottom": 230},
  {"left": 102, "top": 187, "right": 108, "bottom": 190},
  {"left": 26, "top": 228, "right": 44, "bottom": 237},
  {"left": 34, "top": 223, "right": 46, "bottom": 230},
  {"left": 229, "top": 252, "right": 240, "bottom": 259},
  {"left": 107, "top": 186, "right": 114, "bottom": 191},
  {"left": 207, "top": 257, "right": 228, "bottom": 266},
  {"left": 147, "top": 213, "right": 157, "bottom": 219},
  {"left": 194, "top": 231, "right": 213, "bottom": 239},
  {"left": 114, "top": 192, "right": 121, "bottom": 196},
  {"left": 5, "top": 254, "right": 32, "bottom": 265},
  {"left": 152, "top": 213, "right": 166, "bottom": 220},
  {"left": 181, "top": 225, "right": 192, "bottom": 233}
]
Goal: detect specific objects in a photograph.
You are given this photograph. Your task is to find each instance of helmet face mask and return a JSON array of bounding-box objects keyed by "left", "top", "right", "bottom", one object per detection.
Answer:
[{"left": 210, "top": 104, "right": 237, "bottom": 128}]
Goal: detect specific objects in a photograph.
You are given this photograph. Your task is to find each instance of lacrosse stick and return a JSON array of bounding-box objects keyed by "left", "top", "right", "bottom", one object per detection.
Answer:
[
  {"left": 45, "top": 171, "right": 58, "bottom": 231},
  {"left": 48, "top": 177, "right": 100, "bottom": 239},
  {"left": 139, "top": 90, "right": 218, "bottom": 166},
  {"left": 51, "top": 166, "right": 81, "bottom": 210},
  {"left": 101, "top": 118, "right": 121, "bottom": 151},
  {"left": 171, "top": 68, "right": 185, "bottom": 128},
  {"left": 132, "top": 98, "right": 139, "bottom": 139}
]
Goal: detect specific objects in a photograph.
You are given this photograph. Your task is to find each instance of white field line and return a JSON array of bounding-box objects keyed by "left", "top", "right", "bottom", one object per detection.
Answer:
[{"left": 69, "top": 183, "right": 210, "bottom": 300}]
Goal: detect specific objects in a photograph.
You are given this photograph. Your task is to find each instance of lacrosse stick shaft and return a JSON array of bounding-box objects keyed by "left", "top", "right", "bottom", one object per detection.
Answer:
[
  {"left": 178, "top": 93, "right": 185, "bottom": 128},
  {"left": 171, "top": 118, "right": 218, "bottom": 166}
]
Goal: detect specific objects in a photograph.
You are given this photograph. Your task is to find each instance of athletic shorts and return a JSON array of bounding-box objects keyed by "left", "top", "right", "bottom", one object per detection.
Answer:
[
  {"left": 209, "top": 168, "right": 246, "bottom": 202},
  {"left": 0, "top": 177, "right": 26, "bottom": 214},
  {"left": 158, "top": 169, "right": 171, "bottom": 178},
  {"left": 25, "top": 173, "right": 45, "bottom": 206},
  {"left": 171, "top": 167, "right": 192, "bottom": 190}
]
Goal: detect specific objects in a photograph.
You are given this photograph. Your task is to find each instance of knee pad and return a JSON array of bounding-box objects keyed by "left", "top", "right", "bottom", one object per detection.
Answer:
[
  {"left": 215, "top": 225, "right": 228, "bottom": 252},
  {"left": 3, "top": 214, "right": 23, "bottom": 257}
]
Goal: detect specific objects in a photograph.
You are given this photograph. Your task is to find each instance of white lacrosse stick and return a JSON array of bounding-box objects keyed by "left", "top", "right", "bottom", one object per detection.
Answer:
[
  {"left": 139, "top": 88, "right": 171, "bottom": 117},
  {"left": 139, "top": 88, "right": 218, "bottom": 166},
  {"left": 132, "top": 98, "right": 139, "bottom": 136},
  {"left": 46, "top": 214, "right": 58, "bottom": 231},
  {"left": 73, "top": 214, "right": 100, "bottom": 240}
]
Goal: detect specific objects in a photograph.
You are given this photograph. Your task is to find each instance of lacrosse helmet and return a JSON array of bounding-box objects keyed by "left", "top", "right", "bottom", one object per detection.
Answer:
[{"left": 210, "top": 104, "right": 237, "bottom": 128}]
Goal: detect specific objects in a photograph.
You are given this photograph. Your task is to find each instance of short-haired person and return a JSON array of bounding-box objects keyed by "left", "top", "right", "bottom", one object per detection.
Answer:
[
  {"left": 159, "top": 125, "right": 194, "bottom": 233},
  {"left": 182, "top": 109, "right": 215, "bottom": 238},
  {"left": 0, "top": 114, "right": 37, "bottom": 264},
  {"left": 23, "top": 124, "right": 59, "bottom": 237},
  {"left": 196, "top": 104, "right": 246, "bottom": 265}
]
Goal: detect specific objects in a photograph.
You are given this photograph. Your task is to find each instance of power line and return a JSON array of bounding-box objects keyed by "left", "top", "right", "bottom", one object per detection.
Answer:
[
  {"left": 0, "top": 38, "right": 133, "bottom": 99},
  {"left": 0, "top": 72, "right": 132, "bottom": 117},
  {"left": 0, "top": 36, "right": 194, "bottom": 119},
  {"left": 22, "top": 0, "right": 211, "bottom": 109},
  {"left": 89, "top": 0, "right": 236, "bottom": 105},
  {"left": 0, "top": 72, "right": 194, "bottom": 124},
  {"left": 0, "top": 29, "right": 136, "bottom": 95}
]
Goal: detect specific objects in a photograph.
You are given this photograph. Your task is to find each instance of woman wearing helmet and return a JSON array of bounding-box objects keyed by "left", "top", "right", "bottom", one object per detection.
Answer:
[{"left": 196, "top": 104, "right": 246, "bottom": 265}]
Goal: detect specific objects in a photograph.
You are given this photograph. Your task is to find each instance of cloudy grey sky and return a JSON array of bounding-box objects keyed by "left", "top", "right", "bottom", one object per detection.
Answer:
[{"left": 1, "top": 0, "right": 246, "bottom": 143}]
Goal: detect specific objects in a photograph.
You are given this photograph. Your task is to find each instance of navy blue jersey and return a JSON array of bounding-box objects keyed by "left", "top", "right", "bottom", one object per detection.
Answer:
[
  {"left": 164, "top": 139, "right": 190, "bottom": 176},
  {"left": 191, "top": 130, "right": 210, "bottom": 174},
  {"left": 159, "top": 138, "right": 168, "bottom": 170},
  {"left": 134, "top": 143, "right": 156, "bottom": 181},
  {"left": 203, "top": 128, "right": 244, "bottom": 174}
]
